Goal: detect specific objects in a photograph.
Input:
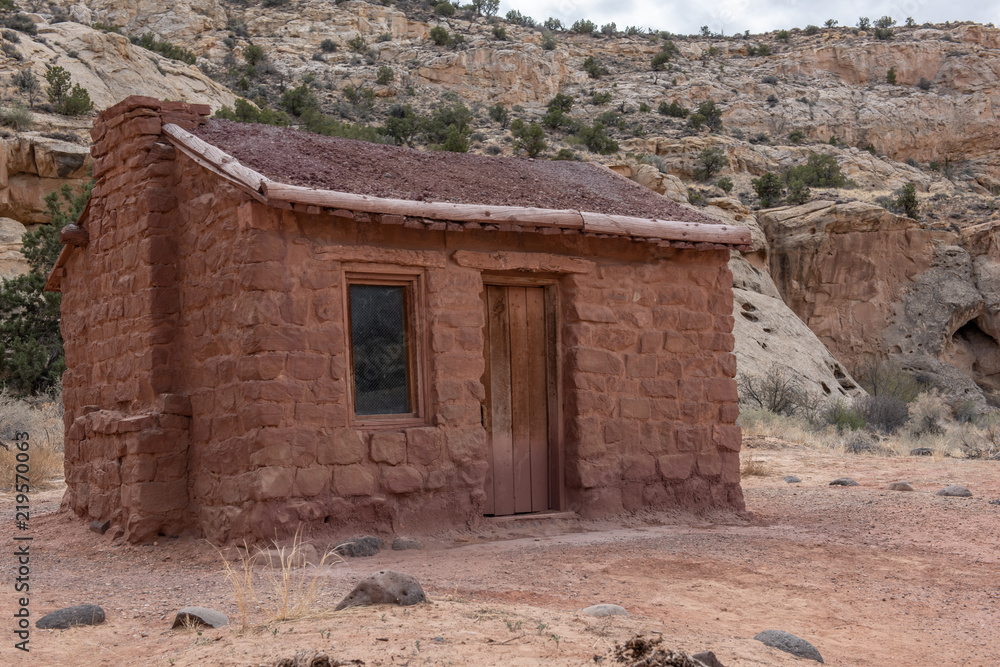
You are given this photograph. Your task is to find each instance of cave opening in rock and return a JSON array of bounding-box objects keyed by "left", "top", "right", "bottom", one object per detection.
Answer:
[{"left": 944, "top": 320, "right": 1000, "bottom": 398}]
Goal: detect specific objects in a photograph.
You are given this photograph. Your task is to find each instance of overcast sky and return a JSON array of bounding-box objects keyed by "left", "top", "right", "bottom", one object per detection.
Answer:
[{"left": 499, "top": 0, "right": 1000, "bottom": 36}]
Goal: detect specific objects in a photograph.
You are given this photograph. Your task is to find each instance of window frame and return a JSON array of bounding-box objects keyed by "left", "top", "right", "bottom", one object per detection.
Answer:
[{"left": 344, "top": 269, "right": 427, "bottom": 427}]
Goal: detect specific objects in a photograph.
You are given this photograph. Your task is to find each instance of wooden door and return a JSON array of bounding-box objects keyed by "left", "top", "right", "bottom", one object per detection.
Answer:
[{"left": 483, "top": 285, "right": 550, "bottom": 515}]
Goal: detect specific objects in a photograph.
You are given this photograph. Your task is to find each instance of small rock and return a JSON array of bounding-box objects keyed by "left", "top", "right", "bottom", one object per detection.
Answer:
[
  {"left": 988, "top": 499, "right": 1000, "bottom": 506},
  {"left": 89, "top": 520, "right": 111, "bottom": 535},
  {"left": 172, "top": 606, "right": 229, "bottom": 629},
  {"left": 936, "top": 485, "right": 972, "bottom": 497},
  {"left": 335, "top": 535, "right": 384, "bottom": 557},
  {"left": 692, "top": 651, "right": 726, "bottom": 667},
  {"left": 910, "top": 447, "right": 934, "bottom": 456},
  {"left": 391, "top": 537, "right": 424, "bottom": 551},
  {"left": 754, "top": 629, "right": 824, "bottom": 663},
  {"left": 335, "top": 570, "right": 426, "bottom": 610},
  {"left": 887, "top": 481, "right": 914, "bottom": 492},
  {"left": 37, "top": 605, "right": 105, "bottom": 630},
  {"left": 582, "top": 603, "right": 629, "bottom": 617},
  {"left": 829, "top": 478, "right": 858, "bottom": 486},
  {"left": 783, "top": 476, "right": 801, "bottom": 484}
]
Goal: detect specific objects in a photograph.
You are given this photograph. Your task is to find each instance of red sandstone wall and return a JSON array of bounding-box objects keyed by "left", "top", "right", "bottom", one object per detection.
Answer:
[{"left": 59, "top": 99, "right": 742, "bottom": 544}]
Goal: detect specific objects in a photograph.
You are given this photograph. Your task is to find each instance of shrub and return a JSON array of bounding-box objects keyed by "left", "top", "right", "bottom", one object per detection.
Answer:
[
  {"left": 786, "top": 177, "right": 811, "bottom": 204},
  {"left": 2, "top": 28, "right": 18, "bottom": 42},
  {"left": 299, "top": 108, "right": 391, "bottom": 144},
  {"left": 638, "top": 102, "right": 650, "bottom": 113},
  {"left": 738, "top": 366, "right": 803, "bottom": 415},
  {"left": 855, "top": 394, "right": 908, "bottom": 434},
  {"left": 280, "top": 83, "right": 319, "bottom": 116},
  {"left": 383, "top": 103, "right": 419, "bottom": 145},
  {"left": 492, "top": 24, "right": 506, "bottom": 40},
  {"left": 44, "top": 66, "right": 93, "bottom": 116},
  {"left": 130, "top": 33, "right": 197, "bottom": 65},
  {"left": 505, "top": 10, "right": 535, "bottom": 27},
  {"left": 0, "top": 104, "right": 31, "bottom": 131},
  {"left": 429, "top": 26, "right": 449, "bottom": 46},
  {"left": 262, "top": 0, "right": 289, "bottom": 6},
  {"left": 823, "top": 400, "right": 866, "bottom": 432},
  {"left": 582, "top": 56, "right": 608, "bottom": 78},
  {"left": 540, "top": 29, "right": 557, "bottom": 50},
  {"left": 0, "top": 181, "right": 92, "bottom": 395},
  {"left": 320, "top": 38, "right": 338, "bottom": 52},
  {"left": 434, "top": 1, "right": 455, "bottom": 16},
  {"left": 651, "top": 51, "right": 671, "bottom": 71},
  {"left": 226, "top": 18, "right": 249, "bottom": 38},
  {"left": 693, "top": 146, "right": 728, "bottom": 181},
  {"left": 752, "top": 171, "right": 783, "bottom": 207},
  {"left": 917, "top": 77, "right": 932, "bottom": 90},
  {"left": 1, "top": 13, "right": 36, "bottom": 36},
  {"left": 895, "top": 183, "right": 919, "bottom": 219},
  {"left": 488, "top": 103, "right": 510, "bottom": 128},
  {"left": 788, "top": 129, "right": 805, "bottom": 144},
  {"left": 471, "top": 0, "right": 499, "bottom": 17},
  {"left": 715, "top": 176, "right": 733, "bottom": 193},
  {"left": 776, "top": 29, "right": 790, "bottom": 42},
  {"left": 422, "top": 101, "right": 472, "bottom": 149},
  {"left": 375, "top": 66, "right": 394, "bottom": 85},
  {"left": 695, "top": 99, "right": 723, "bottom": 130},
  {"left": 13, "top": 69, "right": 40, "bottom": 107},
  {"left": 852, "top": 358, "right": 922, "bottom": 402},
  {"left": 761, "top": 74, "right": 778, "bottom": 84},
  {"left": 214, "top": 98, "right": 290, "bottom": 126},
  {"left": 571, "top": 19, "right": 597, "bottom": 35},
  {"left": 857, "top": 17, "right": 871, "bottom": 30},
  {"left": 242, "top": 43, "right": 265, "bottom": 66},
  {"left": 600, "top": 23, "right": 616, "bottom": 36},
  {"left": 543, "top": 17, "right": 563, "bottom": 31},
  {"left": 824, "top": 19, "right": 839, "bottom": 28},
  {"left": 658, "top": 100, "right": 688, "bottom": 118},
  {"left": 873, "top": 15, "right": 895, "bottom": 40},
  {"left": 886, "top": 67, "right": 897, "bottom": 84},
  {"left": 343, "top": 84, "right": 375, "bottom": 110},
  {"left": 590, "top": 91, "right": 612, "bottom": 105},
  {"left": 510, "top": 118, "right": 546, "bottom": 157},
  {"left": 766, "top": 93, "right": 779, "bottom": 107},
  {"left": 803, "top": 25, "right": 820, "bottom": 35},
  {"left": 347, "top": 34, "right": 366, "bottom": 52},
  {"left": 553, "top": 148, "right": 579, "bottom": 161},
  {"left": 575, "top": 121, "right": 618, "bottom": 154},
  {"left": 785, "top": 152, "right": 851, "bottom": 188}
]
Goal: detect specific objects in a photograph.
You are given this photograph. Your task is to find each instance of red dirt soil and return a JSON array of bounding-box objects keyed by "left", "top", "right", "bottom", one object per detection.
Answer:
[
  {"left": 191, "top": 119, "right": 715, "bottom": 223},
  {"left": 3, "top": 445, "right": 999, "bottom": 666}
]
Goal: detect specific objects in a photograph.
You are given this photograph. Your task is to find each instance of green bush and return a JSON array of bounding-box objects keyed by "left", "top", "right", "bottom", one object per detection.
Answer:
[
  {"left": 434, "top": 1, "right": 455, "bottom": 16},
  {"left": 886, "top": 67, "right": 897, "bottom": 84},
  {"left": 658, "top": 100, "right": 688, "bottom": 118},
  {"left": 803, "top": 25, "right": 820, "bottom": 35},
  {"left": 343, "top": 84, "right": 375, "bottom": 110},
  {"left": 505, "top": 10, "right": 535, "bottom": 27},
  {"left": 242, "top": 43, "right": 265, "bottom": 66},
  {"left": 694, "top": 99, "right": 722, "bottom": 130},
  {"left": 788, "top": 129, "right": 806, "bottom": 144},
  {"left": 693, "top": 147, "right": 728, "bottom": 181},
  {"left": 0, "top": 181, "right": 93, "bottom": 395},
  {"left": 214, "top": 98, "right": 290, "bottom": 126},
  {"left": 785, "top": 152, "right": 851, "bottom": 187},
  {"left": 752, "top": 171, "right": 783, "bottom": 207},
  {"left": 715, "top": 176, "right": 733, "bottom": 194},
  {"left": 824, "top": 400, "right": 866, "bottom": 432},
  {"left": 280, "top": 83, "right": 320, "bottom": 116},
  {"left": 375, "top": 66, "right": 394, "bottom": 85},
  {"left": 575, "top": 121, "right": 618, "bottom": 154},
  {"left": 0, "top": 103, "right": 31, "bottom": 130},
  {"left": 895, "top": 183, "right": 919, "bottom": 219},
  {"left": 873, "top": 15, "right": 895, "bottom": 40},
  {"left": 553, "top": 148, "right": 579, "bottom": 160},
  {"left": 471, "top": 0, "right": 499, "bottom": 17},
  {"left": 320, "top": 38, "right": 338, "bottom": 52},
  {"left": 571, "top": 19, "right": 597, "bottom": 35},
  {"left": 347, "top": 35, "right": 366, "bottom": 52},
  {"left": 510, "top": 119, "right": 546, "bottom": 157},
  {"left": 786, "top": 177, "right": 811, "bottom": 204},
  {"left": 638, "top": 102, "right": 650, "bottom": 112},
  {"left": 776, "top": 29, "right": 790, "bottom": 41},
  {"left": 44, "top": 66, "right": 93, "bottom": 116},
  {"left": 422, "top": 101, "right": 472, "bottom": 150},
  {"left": 130, "top": 33, "right": 197, "bottom": 65},
  {"left": 542, "top": 93, "right": 573, "bottom": 129},
  {"left": 590, "top": 91, "right": 612, "bottom": 105},
  {"left": 1, "top": 13, "right": 37, "bottom": 36},
  {"left": 582, "top": 56, "right": 608, "bottom": 79},
  {"left": 540, "top": 29, "right": 557, "bottom": 50},
  {"left": 853, "top": 359, "right": 922, "bottom": 402},
  {"left": 857, "top": 17, "right": 871, "bottom": 30},
  {"left": 492, "top": 24, "right": 507, "bottom": 40},
  {"left": 300, "top": 108, "right": 391, "bottom": 144},
  {"left": 488, "top": 103, "right": 509, "bottom": 128},
  {"left": 383, "top": 103, "right": 419, "bottom": 145},
  {"left": 429, "top": 26, "right": 449, "bottom": 46}
]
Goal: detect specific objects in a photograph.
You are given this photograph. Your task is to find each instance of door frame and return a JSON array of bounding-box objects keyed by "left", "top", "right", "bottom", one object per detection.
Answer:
[{"left": 480, "top": 275, "right": 564, "bottom": 514}]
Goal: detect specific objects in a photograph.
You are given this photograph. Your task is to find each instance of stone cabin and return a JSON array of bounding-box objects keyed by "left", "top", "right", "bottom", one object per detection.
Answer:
[{"left": 46, "top": 97, "right": 751, "bottom": 543}]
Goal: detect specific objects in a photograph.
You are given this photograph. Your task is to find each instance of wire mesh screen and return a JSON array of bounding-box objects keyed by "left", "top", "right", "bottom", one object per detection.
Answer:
[{"left": 349, "top": 284, "right": 411, "bottom": 416}]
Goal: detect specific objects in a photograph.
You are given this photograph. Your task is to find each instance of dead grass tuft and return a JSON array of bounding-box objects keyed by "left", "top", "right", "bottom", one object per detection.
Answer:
[
  {"left": 0, "top": 390, "right": 64, "bottom": 490},
  {"left": 740, "top": 451, "right": 772, "bottom": 476},
  {"left": 217, "top": 529, "right": 347, "bottom": 629}
]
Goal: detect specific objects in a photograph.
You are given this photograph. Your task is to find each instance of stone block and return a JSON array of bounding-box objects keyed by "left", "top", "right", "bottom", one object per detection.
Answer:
[
  {"left": 254, "top": 467, "right": 295, "bottom": 500},
  {"left": 623, "top": 454, "right": 657, "bottom": 480},
  {"left": 574, "top": 348, "right": 624, "bottom": 375},
  {"left": 444, "top": 428, "right": 486, "bottom": 461},
  {"left": 713, "top": 425, "right": 742, "bottom": 452},
  {"left": 286, "top": 353, "right": 327, "bottom": 381},
  {"left": 640, "top": 379, "right": 678, "bottom": 398},
  {"left": 406, "top": 428, "right": 442, "bottom": 465},
  {"left": 696, "top": 450, "right": 722, "bottom": 476},
  {"left": 707, "top": 378, "right": 738, "bottom": 402},
  {"left": 319, "top": 430, "right": 367, "bottom": 465},
  {"left": 639, "top": 331, "right": 663, "bottom": 353},
  {"left": 658, "top": 453, "right": 694, "bottom": 480},
  {"left": 370, "top": 432, "right": 406, "bottom": 465},
  {"left": 719, "top": 403, "right": 740, "bottom": 424},
  {"left": 383, "top": 465, "right": 423, "bottom": 494},
  {"left": 571, "top": 303, "right": 618, "bottom": 323},
  {"left": 160, "top": 393, "right": 192, "bottom": 416},
  {"left": 619, "top": 397, "right": 650, "bottom": 420},
  {"left": 677, "top": 426, "right": 708, "bottom": 452},
  {"left": 625, "top": 354, "right": 657, "bottom": 378},
  {"left": 603, "top": 419, "right": 639, "bottom": 445},
  {"left": 295, "top": 467, "right": 329, "bottom": 497}
]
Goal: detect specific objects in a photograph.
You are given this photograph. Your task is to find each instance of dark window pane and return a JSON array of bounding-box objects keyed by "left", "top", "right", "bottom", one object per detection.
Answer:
[{"left": 349, "top": 284, "right": 411, "bottom": 415}]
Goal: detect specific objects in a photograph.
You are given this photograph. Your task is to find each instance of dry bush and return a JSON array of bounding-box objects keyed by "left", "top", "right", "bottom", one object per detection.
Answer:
[
  {"left": 956, "top": 415, "right": 1000, "bottom": 460},
  {"left": 0, "top": 390, "right": 64, "bottom": 490},
  {"left": 854, "top": 394, "right": 909, "bottom": 434},
  {"left": 740, "top": 451, "right": 771, "bottom": 476},
  {"left": 906, "top": 391, "right": 950, "bottom": 436},
  {"left": 219, "top": 530, "right": 346, "bottom": 628},
  {"left": 737, "top": 366, "right": 805, "bottom": 415}
]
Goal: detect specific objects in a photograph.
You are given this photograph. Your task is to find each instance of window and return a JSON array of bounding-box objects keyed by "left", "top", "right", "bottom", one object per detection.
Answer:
[{"left": 346, "top": 276, "right": 422, "bottom": 422}]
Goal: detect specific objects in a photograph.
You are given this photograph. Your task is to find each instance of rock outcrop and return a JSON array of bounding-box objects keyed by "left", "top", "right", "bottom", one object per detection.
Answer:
[{"left": 0, "top": 130, "right": 92, "bottom": 224}]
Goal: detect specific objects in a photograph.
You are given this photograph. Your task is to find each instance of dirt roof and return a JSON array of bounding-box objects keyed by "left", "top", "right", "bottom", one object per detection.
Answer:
[{"left": 191, "top": 120, "right": 716, "bottom": 224}]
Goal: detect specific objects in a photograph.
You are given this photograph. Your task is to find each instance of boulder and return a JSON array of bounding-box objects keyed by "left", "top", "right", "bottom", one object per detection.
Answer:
[
  {"left": 887, "top": 481, "right": 915, "bottom": 492},
  {"left": 754, "top": 629, "right": 824, "bottom": 663},
  {"left": 936, "top": 485, "right": 972, "bottom": 497},
  {"left": 172, "top": 606, "right": 229, "bottom": 629},
  {"left": 581, "top": 604, "right": 629, "bottom": 617},
  {"left": 829, "top": 478, "right": 858, "bottom": 486},
  {"left": 335, "top": 570, "right": 426, "bottom": 610},
  {"left": 37, "top": 604, "right": 105, "bottom": 629}
]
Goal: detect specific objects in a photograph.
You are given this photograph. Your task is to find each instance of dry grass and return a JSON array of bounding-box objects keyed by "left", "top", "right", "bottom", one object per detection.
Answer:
[
  {"left": 219, "top": 530, "right": 347, "bottom": 629},
  {"left": 0, "top": 390, "right": 64, "bottom": 490},
  {"left": 740, "top": 451, "right": 772, "bottom": 476}
]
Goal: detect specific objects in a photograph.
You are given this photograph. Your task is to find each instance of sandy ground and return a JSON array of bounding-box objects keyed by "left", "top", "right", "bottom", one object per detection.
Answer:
[{"left": 2, "top": 445, "right": 999, "bottom": 667}]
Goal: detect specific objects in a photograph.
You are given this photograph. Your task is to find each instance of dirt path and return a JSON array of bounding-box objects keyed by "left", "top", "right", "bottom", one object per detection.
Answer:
[{"left": 2, "top": 445, "right": 999, "bottom": 666}]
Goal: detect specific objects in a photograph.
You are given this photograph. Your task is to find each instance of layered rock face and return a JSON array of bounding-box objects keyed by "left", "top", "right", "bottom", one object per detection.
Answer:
[
  {"left": 763, "top": 202, "right": 1000, "bottom": 405},
  {"left": 0, "top": 130, "right": 91, "bottom": 224}
]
